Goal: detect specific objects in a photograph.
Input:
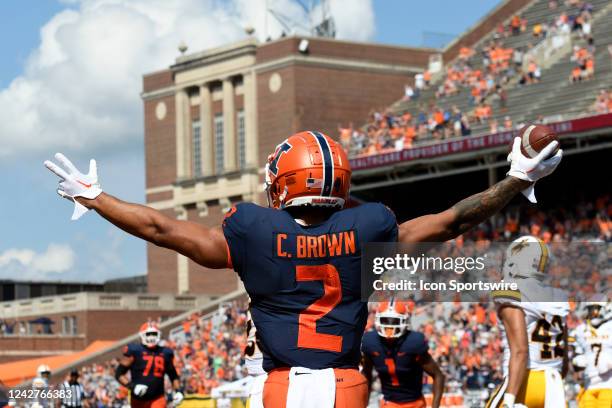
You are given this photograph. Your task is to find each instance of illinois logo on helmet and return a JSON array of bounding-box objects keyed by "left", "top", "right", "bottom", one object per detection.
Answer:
[
  {"left": 264, "top": 131, "right": 351, "bottom": 209},
  {"left": 139, "top": 322, "right": 161, "bottom": 348},
  {"left": 502, "top": 235, "right": 551, "bottom": 281},
  {"left": 375, "top": 300, "right": 411, "bottom": 339}
]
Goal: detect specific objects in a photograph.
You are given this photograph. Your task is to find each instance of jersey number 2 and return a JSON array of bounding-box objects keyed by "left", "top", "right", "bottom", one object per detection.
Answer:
[{"left": 296, "top": 264, "right": 343, "bottom": 352}]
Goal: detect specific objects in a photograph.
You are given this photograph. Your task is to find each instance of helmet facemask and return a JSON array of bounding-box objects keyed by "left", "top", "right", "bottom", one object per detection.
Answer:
[
  {"left": 140, "top": 328, "right": 161, "bottom": 348},
  {"left": 375, "top": 311, "right": 410, "bottom": 339}
]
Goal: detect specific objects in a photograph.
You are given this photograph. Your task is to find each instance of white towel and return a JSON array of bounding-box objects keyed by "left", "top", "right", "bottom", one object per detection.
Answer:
[
  {"left": 544, "top": 369, "right": 566, "bottom": 408},
  {"left": 248, "top": 373, "right": 267, "bottom": 408},
  {"left": 286, "top": 367, "right": 336, "bottom": 408}
]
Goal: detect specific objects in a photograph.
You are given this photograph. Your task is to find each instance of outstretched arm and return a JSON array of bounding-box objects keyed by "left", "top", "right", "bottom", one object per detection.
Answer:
[
  {"left": 399, "top": 176, "right": 530, "bottom": 243},
  {"left": 44, "top": 153, "right": 228, "bottom": 269},
  {"left": 77, "top": 193, "right": 228, "bottom": 269},
  {"left": 399, "top": 136, "right": 562, "bottom": 243}
]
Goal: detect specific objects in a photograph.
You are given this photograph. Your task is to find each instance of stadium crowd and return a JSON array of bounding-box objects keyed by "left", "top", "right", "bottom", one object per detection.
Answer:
[
  {"left": 341, "top": 0, "right": 602, "bottom": 157},
  {"left": 52, "top": 192, "right": 611, "bottom": 407},
  {"left": 590, "top": 88, "right": 612, "bottom": 113}
]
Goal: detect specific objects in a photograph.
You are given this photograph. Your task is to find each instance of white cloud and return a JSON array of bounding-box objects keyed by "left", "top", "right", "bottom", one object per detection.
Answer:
[
  {"left": 0, "top": 244, "right": 76, "bottom": 278},
  {"left": 0, "top": 0, "right": 375, "bottom": 158}
]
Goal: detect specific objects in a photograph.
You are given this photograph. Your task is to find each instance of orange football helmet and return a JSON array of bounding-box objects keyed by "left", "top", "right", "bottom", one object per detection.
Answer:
[
  {"left": 375, "top": 300, "right": 411, "bottom": 338},
  {"left": 264, "top": 131, "right": 351, "bottom": 209},
  {"left": 139, "top": 322, "right": 161, "bottom": 348}
]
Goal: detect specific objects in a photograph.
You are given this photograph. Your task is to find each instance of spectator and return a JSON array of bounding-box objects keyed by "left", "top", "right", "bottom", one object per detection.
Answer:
[
  {"left": 571, "top": 65, "right": 582, "bottom": 83},
  {"left": 414, "top": 73, "right": 425, "bottom": 91},
  {"left": 423, "top": 70, "right": 432, "bottom": 87},
  {"left": 337, "top": 123, "right": 353, "bottom": 150},
  {"left": 475, "top": 102, "right": 492, "bottom": 123},
  {"left": 503, "top": 116, "right": 513, "bottom": 130},
  {"left": 510, "top": 15, "right": 521, "bottom": 36},
  {"left": 533, "top": 23, "right": 543, "bottom": 38},
  {"left": 402, "top": 84, "right": 415, "bottom": 101}
]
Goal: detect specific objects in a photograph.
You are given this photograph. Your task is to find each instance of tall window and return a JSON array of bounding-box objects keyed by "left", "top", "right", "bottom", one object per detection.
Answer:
[
  {"left": 237, "top": 109, "right": 246, "bottom": 169},
  {"left": 192, "top": 120, "right": 202, "bottom": 176},
  {"left": 214, "top": 113, "right": 224, "bottom": 174}
]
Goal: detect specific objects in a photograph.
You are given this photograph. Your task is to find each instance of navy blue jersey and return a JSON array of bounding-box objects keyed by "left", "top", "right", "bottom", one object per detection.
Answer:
[
  {"left": 223, "top": 202, "right": 397, "bottom": 371},
  {"left": 124, "top": 343, "right": 177, "bottom": 400},
  {"left": 361, "top": 330, "right": 428, "bottom": 402}
]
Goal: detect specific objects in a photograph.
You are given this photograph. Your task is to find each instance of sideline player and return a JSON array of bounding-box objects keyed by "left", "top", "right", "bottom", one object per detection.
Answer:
[
  {"left": 45, "top": 131, "right": 561, "bottom": 408},
  {"left": 572, "top": 299, "right": 612, "bottom": 408},
  {"left": 114, "top": 322, "right": 183, "bottom": 408},
  {"left": 244, "top": 308, "right": 266, "bottom": 408},
  {"left": 362, "top": 301, "right": 445, "bottom": 408},
  {"left": 487, "top": 236, "right": 569, "bottom": 408},
  {"left": 31, "top": 365, "right": 52, "bottom": 408}
]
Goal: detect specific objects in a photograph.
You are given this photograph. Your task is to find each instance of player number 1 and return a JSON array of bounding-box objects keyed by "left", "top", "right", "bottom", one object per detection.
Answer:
[{"left": 384, "top": 358, "right": 400, "bottom": 386}]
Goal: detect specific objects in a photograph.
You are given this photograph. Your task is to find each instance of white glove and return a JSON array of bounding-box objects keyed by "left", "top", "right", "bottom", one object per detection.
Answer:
[
  {"left": 507, "top": 137, "right": 563, "bottom": 203},
  {"left": 133, "top": 384, "right": 148, "bottom": 397},
  {"left": 572, "top": 354, "right": 587, "bottom": 368},
  {"left": 44, "top": 153, "right": 102, "bottom": 220},
  {"left": 172, "top": 391, "right": 184, "bottom": 406},
  {"left": 501, "top": 393, "right": 528, "bottom": 408},
  {"left": 597, "top": 351, "right": 612, "bottom": 375}
]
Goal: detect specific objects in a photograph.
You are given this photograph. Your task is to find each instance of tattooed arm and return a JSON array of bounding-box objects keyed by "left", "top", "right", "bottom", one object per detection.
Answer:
[{"left": 398, "top": 177, "right": 531, "bottom": 243}]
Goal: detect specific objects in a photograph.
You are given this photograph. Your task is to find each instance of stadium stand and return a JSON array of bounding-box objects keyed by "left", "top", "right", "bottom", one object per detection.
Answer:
[{"left": 343, "top": 0, "right": 612, "bottom": 156}]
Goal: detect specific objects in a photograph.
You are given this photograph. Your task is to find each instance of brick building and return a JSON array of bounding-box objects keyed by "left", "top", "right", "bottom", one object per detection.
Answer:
[
  {"left": 142, "top": 36, "right": 436, "bottom": 295},
  {"left": 0, "top": 292, "right": 215, "bottom": 363}
]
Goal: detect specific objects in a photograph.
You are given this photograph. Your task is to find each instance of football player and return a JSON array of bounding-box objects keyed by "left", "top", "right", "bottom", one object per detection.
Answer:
[
  {"left": 361, "top": 301, "right": 445, "bottom": 408},
  {"left": 115, "top": 322, "right": 183, "bottom": 408},
  {"left": 244, "top": 308, "right": 266, "bottom": 408},
  {"left": 45, "top": 132, "right": 561, "bottom": 408},
  {"left": 572, "top": 298, "right": 612, "bottom": 408},
  {"left": 31, "top": 365, "right": 52, "bottom": 408},
  {"left": 487, "top": 236, "right": 569, "bottom": 408}
]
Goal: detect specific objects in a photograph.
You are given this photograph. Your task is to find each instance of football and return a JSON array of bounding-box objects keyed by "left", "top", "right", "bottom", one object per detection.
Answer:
[{"left": 516, "top": 124, "right": 559, "bottom": 158}]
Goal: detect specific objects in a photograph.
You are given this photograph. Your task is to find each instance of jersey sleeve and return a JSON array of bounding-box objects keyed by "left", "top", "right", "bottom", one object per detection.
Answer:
[
  {"left": 360, "top": 331, "right": 374, "bottom": 355},
  {"left": 410, "top": 332, "right": 429, "bottom": 356},
  {"left": 362, "top": 203, "right": 398, "bottom": 242},
  {"left": 491, "top": 288, "right": 522, "bottom": 307},
  {"left": 222, "top": 203, "right": 256, "bottom": 277},
  {"left": 123, "top": 343, "right": 138, "bottom": 358}
]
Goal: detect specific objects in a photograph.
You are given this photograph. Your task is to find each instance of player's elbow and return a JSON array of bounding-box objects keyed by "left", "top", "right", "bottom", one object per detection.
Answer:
[
  {"left": 115, "top": 364, "right": 129, "bottom": 381},
  {"left": 149, "top": 216, "right": 175, "bottom": 248},
  {"left": 511, "top": 345, "right": 529, "bottom": 365},
  {"left": 434, "top": 370, "right": 446, "bottom": 386}
]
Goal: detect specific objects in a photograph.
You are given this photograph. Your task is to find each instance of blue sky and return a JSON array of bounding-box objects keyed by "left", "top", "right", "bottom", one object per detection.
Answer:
[{"left": 0, "top": 0, "right": 499, "bottom": 283}]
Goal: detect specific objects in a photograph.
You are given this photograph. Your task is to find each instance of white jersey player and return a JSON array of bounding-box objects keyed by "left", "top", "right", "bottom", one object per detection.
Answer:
[
  {"left": 30, "top": 364, "right": 52, "bottom": 408},
  {"left": 245, "top": 308, "right": 267, "bottom": 408},
  {"left": 487, "top": 236, "right": 569, "bottom": 408},
  {"left": 572, "top": 299, "right": 612, "bottom": 407}
]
